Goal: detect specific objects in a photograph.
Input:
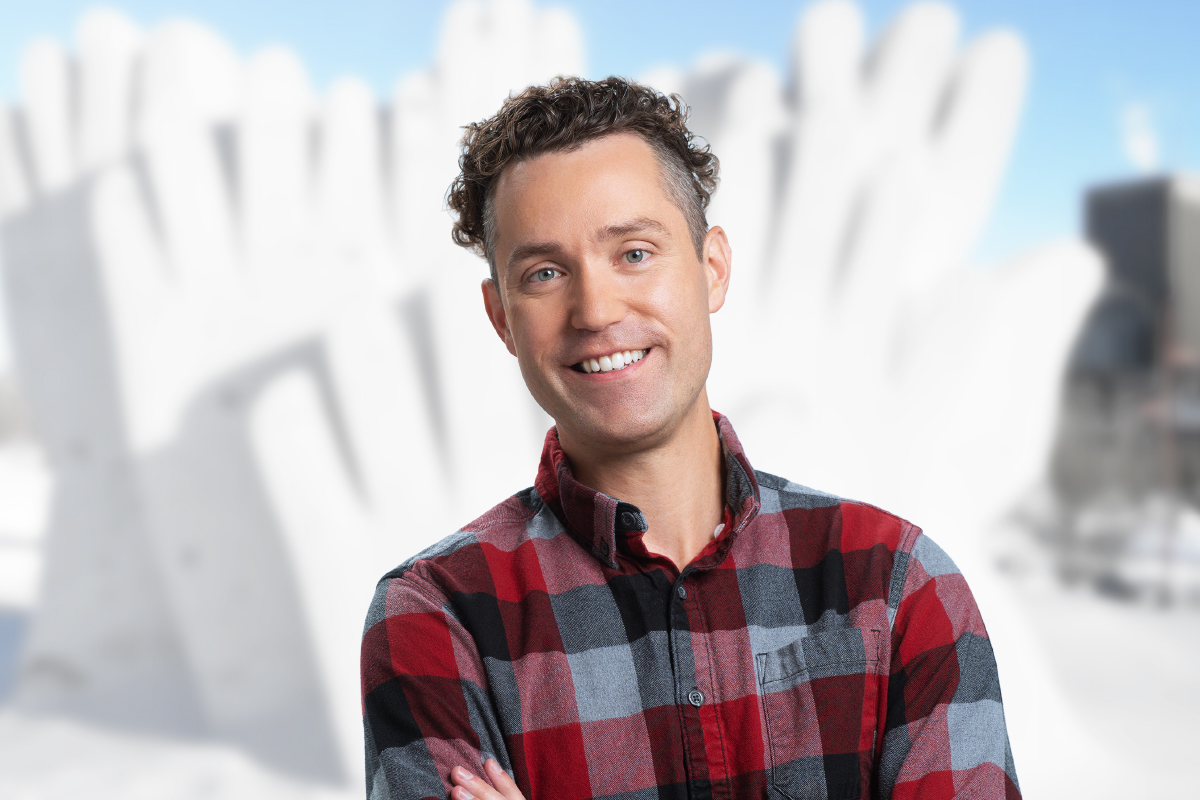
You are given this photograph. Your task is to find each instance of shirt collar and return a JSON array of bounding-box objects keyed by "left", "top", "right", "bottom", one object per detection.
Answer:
[{"left": 533, "top": 411, "right": 761, "bottom": 569}]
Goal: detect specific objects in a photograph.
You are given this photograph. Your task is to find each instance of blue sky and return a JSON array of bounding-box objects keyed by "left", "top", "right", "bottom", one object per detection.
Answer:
[{"left": 1, "top": 0, "right": 1196, "bottom": 265}]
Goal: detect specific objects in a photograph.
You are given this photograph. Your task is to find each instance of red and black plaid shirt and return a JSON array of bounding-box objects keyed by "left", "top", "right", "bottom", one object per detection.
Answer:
[{"left": 361, "top": 413, "right": 1020, "bottom": 799}]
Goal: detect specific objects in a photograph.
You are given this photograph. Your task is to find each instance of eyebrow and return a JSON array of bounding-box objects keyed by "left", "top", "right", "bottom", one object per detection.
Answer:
[
  {"left": 597, "top": 216, "right": 670, "bottom": 241},
  {"left": 506, "top": 240, "right": 562, "bottom": 272},
  {"left": 505, "top": 217, "right": 671, "bottom": 273}
]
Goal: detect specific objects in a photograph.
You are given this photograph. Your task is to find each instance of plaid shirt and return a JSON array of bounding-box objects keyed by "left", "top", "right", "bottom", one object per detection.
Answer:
[{"left": 361, "top": 413, "right": 1020, "bottom": 799}]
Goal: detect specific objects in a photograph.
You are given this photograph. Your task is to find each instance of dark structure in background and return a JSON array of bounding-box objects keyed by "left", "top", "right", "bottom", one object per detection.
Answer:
[{"left": 1047, "top": 175, "right": 1200, "bottom": 601}]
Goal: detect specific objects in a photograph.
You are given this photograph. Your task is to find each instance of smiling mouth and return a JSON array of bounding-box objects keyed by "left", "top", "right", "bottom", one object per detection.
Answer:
[{"left": 572, "top": 349, "right": 647, "bottom": 374}]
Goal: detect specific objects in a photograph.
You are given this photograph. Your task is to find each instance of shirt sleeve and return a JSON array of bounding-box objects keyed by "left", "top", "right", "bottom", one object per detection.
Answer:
[
  {"left": 877, "top": 532, "right": 1021, "bottom": 800},
  {"left": 361, "top": 570, "right": 509, "bottom": 800}
]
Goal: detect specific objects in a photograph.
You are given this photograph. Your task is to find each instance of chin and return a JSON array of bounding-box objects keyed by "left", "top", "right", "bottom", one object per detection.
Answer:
[{"left": 567, "top": 403, "right": 680, "bottom": 450}]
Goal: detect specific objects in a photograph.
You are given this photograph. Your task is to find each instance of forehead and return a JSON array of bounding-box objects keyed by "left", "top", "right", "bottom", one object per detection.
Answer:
[{"left": 491, "top": 133, "right": 682, "bottom": 254}]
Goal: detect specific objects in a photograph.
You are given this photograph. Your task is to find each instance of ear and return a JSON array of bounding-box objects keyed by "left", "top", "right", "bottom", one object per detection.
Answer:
[
  {"left": 482, "top": 278, "right": 518, "bottom": 356},
  {"left": 702, "top": 226, "right": 732, "bottom": 313}
]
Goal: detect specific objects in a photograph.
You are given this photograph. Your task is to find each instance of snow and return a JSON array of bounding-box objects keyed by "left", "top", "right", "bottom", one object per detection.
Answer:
[{"left": 0, "top": 710, "right": 353, "bottom": 800}]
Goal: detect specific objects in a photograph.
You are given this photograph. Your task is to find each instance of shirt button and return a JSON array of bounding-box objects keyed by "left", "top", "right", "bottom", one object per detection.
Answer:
[
  {"left": 687, "top": 689, "right": 704, "bottom": 707},
  {"left": 620, "top": 511, "right": 635, "bottom": 527},
  {"left": 676, "top": 585, "right": 687, "bottom": 599}
]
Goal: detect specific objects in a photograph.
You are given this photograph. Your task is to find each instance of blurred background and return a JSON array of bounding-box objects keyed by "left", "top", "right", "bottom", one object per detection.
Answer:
[{"left": 0, "top": 0, "right": 1197, "bottom": 797}]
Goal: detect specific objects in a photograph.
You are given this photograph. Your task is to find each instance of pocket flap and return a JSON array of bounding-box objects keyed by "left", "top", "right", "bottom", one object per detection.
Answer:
[{"left": 757, "top": 628, "right": 880, "bottom": 686}]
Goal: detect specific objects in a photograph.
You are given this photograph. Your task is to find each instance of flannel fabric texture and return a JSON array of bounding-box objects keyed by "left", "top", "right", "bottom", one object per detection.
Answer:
[{"left": 361, "top": 413, "right": 1020, "bottom": 799}]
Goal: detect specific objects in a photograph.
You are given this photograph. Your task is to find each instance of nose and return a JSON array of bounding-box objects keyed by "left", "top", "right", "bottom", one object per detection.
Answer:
[{"left": 569, "top": 262, "right": 627, "bottom": 331}]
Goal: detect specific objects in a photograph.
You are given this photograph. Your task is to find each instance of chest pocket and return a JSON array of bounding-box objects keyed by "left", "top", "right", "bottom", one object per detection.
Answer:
[{"left": 756, "top": 628, "right": 882, "bottom": 800}]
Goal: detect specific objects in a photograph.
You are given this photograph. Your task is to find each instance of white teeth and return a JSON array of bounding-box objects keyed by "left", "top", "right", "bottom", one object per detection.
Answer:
[{"left": 579, "top": 349, "right": 647, "bottom": 373}]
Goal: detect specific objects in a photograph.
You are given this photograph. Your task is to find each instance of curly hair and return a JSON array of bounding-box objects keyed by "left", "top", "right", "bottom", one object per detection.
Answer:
[{"left": 447, "top": 76, "right": 720, "bottom": 285}]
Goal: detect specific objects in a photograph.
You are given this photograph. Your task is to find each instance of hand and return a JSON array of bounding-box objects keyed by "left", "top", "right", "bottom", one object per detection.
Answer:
[
  {"left": 1, "top": 10, "right": 416, "bottom": 782},
  {"left": 0, "top": 0, "right": 577, "bottom": 787},
  {"left": 673, "top": 0, "right": 1102, "bottom": 551},
  {"left": 451, "top": 760, "right": 527, "bottom": 800}
]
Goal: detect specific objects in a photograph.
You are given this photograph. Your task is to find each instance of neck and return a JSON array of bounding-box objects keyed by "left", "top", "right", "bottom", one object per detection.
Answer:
[{"left": 560, "top": 393, "right": 725, "bottom": 571}]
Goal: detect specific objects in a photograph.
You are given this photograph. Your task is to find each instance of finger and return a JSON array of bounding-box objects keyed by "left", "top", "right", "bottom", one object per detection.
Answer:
[
  {"left": 484, "top": 0, "right": 536, "bottom": 102},
  {"left": 425, "top": 250, "right": 543, "bottom": 516},
  {"left": 19, "top": 38, "right": 75, "bottom": 194},
  {"left": 638, "top": 64, "right": 686, "bottom": 97},
  {"left": 241, "top": 45, "right": 314, "bottom": 272},
  {"left": 0, "top": 104, "right": 32, "bottom": 217},
  {"left": 690, "top": 59, "right": 786, "bottom": 397},
  {"left": 389, "top": 70, "right": 445, "bottom": 283},
  {"left": 970, "top": 240, "right": 1102, "bottom": 447},
  {"left": 791, "top": 0, "right": 862, "bottom": 109},
  {"left": 901, "top": 240, "right": 1102, "bottom": 527},
  {"left": 862, "top": 2, "right": 959, "bottom": 156},
  {"left": 532, "top": 6, "right": 584, "bottom": 82},
  {"left": 906, "top": 29, "right": 1027, "bottom": 293},
  {"left": 845, "top": 3, "right": 957, "bottom": 297},
  {"left": 135, "top": 19, "right": 241, "bottom": 291},
  {"left": 389, "top": 70, "right": 440, "bottom": 281},
  {"left": 89, "top": 164, "right": 172, "bottom": 449},
  {"left": 484, "top": 757, "right": 526, "bottom": 799},
  {"left": 75, "top": 7, "right": 142, "bottom": 171},
  {"left": 695, "top": 58, "right": 785, "bottom": 301},
  {"left": 137, "top": 19, "right": 241, "bottom": 128},
  {"left": 832, "top": 153, "right": 927, "bottom": 383},
  {"left": 771, "top": 0, "right": 864, "bottom": 315},
  {"left": 451, "top": 765, "right": 505, "bottom": 800},
  {"left": 835, "top": 7, "right": 959, "bottom": 306},
  {"left": 678, "top": 55, "right": 740, "bottom": 151},
  {"left": 316, "top": 77, "right": 391, "bottom": 285},
  {"left": 248, "top": 367, "right": 376, "bottom": 783},
  {"left": 322, "top": 297, "right": 453, "bottom": 562},
  {"left": 435, "top": 0, "right": 488, "bottom": 127}
]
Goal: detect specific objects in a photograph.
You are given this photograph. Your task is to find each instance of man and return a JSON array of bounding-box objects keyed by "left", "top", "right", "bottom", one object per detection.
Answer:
[{"left": 361, "top": 77, "right": 1020, "bottom": 800}]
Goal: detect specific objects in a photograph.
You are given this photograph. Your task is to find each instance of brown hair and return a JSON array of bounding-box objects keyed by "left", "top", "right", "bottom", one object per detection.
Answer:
[{"left": 447, "top": 76, "right": 719, "bottom": 285}]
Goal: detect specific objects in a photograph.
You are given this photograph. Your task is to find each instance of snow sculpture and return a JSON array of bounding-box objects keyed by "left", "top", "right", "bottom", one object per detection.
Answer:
[
  {"left": 0, "top": 0, "right": 1112, "bottom": 795},
  {"left": 0, "top": 12, "right": 202, "bottom": 738},
  {"left": 661, "top": 3, "right": 1101, "bottom": 551},
  {"left": 0, "top": 0, "right": 576, "bottom": 786}
]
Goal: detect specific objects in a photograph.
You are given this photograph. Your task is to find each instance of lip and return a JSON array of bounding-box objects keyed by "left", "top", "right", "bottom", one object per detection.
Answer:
[{"left": 566, "top": 347, "right": 651, "bottom": 381}]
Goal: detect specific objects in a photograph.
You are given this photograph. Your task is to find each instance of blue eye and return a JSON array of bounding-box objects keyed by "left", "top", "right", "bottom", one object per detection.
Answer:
[
  {"left": 530, "top": 267, "right": 560, "bottom": 283},
  {"left": 625, "top": 249, "right": 647, "bottom": 263}
]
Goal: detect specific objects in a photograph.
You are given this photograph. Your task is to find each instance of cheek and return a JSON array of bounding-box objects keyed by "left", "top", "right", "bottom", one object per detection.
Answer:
[
  {"left": 509, "top": 311, "right": 560, "bottom": 374},
  {"left": 642, "top": 272, "right": 711, "bottom": 334}
]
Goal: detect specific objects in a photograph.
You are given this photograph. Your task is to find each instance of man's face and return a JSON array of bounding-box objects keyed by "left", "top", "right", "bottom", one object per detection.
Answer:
[{"left": 483, "top": 133, "right": 731, "bottom": 457}]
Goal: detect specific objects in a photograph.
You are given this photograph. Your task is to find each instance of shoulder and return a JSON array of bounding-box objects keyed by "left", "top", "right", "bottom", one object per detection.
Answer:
[
  {"left": 366, "top": 486, "right": 560, "bottom": 615},
  {"left": 748, "top": 469, "right": 945, "bottom": 616},
  {"left": 753, "top": 469, "right": 922, "bottom": 556}
]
